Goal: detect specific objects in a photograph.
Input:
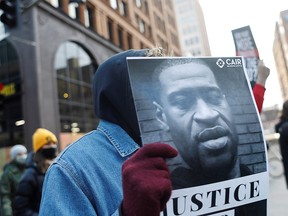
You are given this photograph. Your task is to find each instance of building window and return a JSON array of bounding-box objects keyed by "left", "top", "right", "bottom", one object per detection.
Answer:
[
  {"left": 108, "top": 19, "right": 114, "bottom": 42},
  {"left": 85, "top": 5, "right": 95, "bottom": 29},
  {"left": 119, "top": 1, "right": 127, "bottom": 16},
  {"left": 118, "top": 27, "right": 123, "bottom": 48},
  {"left": 54, "top": 41, "right": 97, "bottom": 134},
  {"left": 139, "top": 19, "right": 145, "bottom": 33},
  {"left": 147, "top": 26, "right": 152, "bottom": 38},
  {"left": 0, "top": 39, "right": 24, "bottom": 147},
  {"left": 110, "top": 0, "right": 118, "bottom": 9},
  {"left": 50, "top": 0, "right": 59, "bottom": 7},
  {"left": 127, "top": 33, "right": 133, "bottom": 49},
  {"left": 135, "top": 0, "right": 142, "bottom": 8},
  {"left": 68, "top": 3, "right": 80, "bottom": 20},
  {"left": 143, "top": 1, "right": 148, "bottom": 14}
]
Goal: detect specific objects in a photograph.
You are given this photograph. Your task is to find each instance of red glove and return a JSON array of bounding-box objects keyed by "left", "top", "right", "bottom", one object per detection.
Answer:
[{"left": 122, "top": 143, "right": 178, "bottom": 216}]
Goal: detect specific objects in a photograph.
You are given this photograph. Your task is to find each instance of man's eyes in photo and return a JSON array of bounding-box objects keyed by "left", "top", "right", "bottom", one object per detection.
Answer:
[
  {"left": 204, "top": 89, "right": 226, "bottom": 105},
  {"left": 169, "top": 88, "right": 225, "bottom": 111},
  {"left": 171, "top": 95, "right": 194, "bottom": 111}
]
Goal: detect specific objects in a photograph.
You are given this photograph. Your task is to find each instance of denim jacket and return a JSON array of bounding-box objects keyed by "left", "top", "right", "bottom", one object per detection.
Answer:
[{"left": 39, "top": 120, "right": 139, "bottom": 216}]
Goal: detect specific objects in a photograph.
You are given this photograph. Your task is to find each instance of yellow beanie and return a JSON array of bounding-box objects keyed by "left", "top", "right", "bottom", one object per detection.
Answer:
[{"left": 33, "top": 128, "right": 58, "bottom": 152}]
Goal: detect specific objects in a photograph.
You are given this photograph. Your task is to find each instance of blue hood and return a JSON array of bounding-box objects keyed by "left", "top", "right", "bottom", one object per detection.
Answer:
[{"left": 93, "top": 49, "right": 148, "bottom": 145}]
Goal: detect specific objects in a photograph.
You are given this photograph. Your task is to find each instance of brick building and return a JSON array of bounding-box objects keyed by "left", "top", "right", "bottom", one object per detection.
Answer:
[{"left": 0, "top": 0, "right": 181, "bottom": 161}]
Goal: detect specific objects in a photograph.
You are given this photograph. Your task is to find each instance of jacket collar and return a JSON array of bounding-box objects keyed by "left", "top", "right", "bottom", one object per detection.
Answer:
[{"left": 97, "top": 120, "right": 140, "bottom": 157}]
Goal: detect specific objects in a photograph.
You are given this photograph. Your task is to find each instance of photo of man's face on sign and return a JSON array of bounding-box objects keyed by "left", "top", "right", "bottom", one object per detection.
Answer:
[
  {"left": 127, "top": 57, "right": 268, "bottom": 216},
  {"left": 127, "top": 57, "right": 269, "bottom": 216}
]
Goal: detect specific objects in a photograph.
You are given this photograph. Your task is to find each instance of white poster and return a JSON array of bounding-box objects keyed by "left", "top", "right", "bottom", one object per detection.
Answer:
[
  {"left": 127, "top": 57, "right": 268, "bottom": 216},
  {"left": 232, "top": 26, "right": 260, "bottom": 88}
]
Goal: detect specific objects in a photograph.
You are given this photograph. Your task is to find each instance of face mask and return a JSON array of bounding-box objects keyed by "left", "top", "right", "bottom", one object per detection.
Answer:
[
  {"left": 15, "top": 154, "right": 27, "bottom": 165},
  {"left": 40, "top": 147, "right": 57, "bottom": 159}
]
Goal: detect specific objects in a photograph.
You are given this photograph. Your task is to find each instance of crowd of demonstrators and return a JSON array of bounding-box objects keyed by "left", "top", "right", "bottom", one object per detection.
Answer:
[
  {"left": 0, "top": 145, "right": 27, "bottom": 216},
  {"left": 39, "top": 48, "right": 269, "bottom": 216},
  {"left": 13, "top": 128, "right": 58, "bottom": 216},
  {"left": 275, "top": 100, "right": 288, "bottom": 188}
]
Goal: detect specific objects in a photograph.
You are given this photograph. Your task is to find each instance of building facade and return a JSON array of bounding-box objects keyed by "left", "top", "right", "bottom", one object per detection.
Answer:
[
  {"left": 172, "top": 0, "right": 211, "bottom": 56},
  {"left": 273, "top": 9, "right": 288, "bottom": 101},
  {"left": 0, "top": 0, "right": 181, "bottom": 163}
]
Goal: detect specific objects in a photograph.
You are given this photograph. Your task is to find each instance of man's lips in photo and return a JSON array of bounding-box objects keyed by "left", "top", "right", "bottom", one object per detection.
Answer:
[{"left": 197, "top": 125, "right": 229, "bottom": 151}]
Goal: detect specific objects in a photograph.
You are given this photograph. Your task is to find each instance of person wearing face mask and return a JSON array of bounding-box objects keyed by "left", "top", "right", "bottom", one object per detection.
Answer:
[
  {"left": 13, "top": 128, "right": 58, "bottom": 216},
  {"left": 0, "top": 145, "right": 27, "bottom": 216}
]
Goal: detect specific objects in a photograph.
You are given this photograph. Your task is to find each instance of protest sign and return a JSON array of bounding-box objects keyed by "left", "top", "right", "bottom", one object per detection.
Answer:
[
  {"left": 232, "top": 26, "right": 260, "bottom": 87},
  {"left": 127, "top": 57, "right": 268, "bottom": 216}
]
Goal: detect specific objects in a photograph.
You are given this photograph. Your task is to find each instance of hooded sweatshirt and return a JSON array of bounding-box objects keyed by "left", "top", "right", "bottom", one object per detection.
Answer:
[{"left": 93, "top": 49, "right": 148, "bottom": 145}]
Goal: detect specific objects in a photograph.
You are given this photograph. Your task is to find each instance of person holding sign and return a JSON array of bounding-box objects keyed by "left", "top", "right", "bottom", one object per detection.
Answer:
[
  {"left": 39, "top": 48, "right": 178, "bottom": 216},
  {"left": 39, "top": 48, "right": 267, "bottom": 216}
]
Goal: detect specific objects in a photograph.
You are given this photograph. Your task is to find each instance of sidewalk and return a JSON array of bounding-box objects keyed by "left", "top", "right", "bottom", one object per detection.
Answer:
[{"left": 268, "top": 173, "right": 288, "bottom": 215}]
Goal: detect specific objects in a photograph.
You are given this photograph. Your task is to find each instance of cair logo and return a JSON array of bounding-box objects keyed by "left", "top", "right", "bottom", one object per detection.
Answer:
[
  {"left": 216, "top": 58, "right": 243, "bottom": 68},
  {"left": 216, "top": 59, "right": 225, "bottom": 68}
]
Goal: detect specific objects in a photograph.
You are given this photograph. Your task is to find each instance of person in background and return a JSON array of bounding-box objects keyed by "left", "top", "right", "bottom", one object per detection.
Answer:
[
  {"left": 13, "top": 128, "right": 58, "bottom": 216},
  {"left": 0, "top": 145, "right": 27, "bottom": 216},
  {"left": 275, "top": 100, "right": 288, "bottom": 188},
  {"left": 39, "top": 48, "right": 269, "bottom": 216}
]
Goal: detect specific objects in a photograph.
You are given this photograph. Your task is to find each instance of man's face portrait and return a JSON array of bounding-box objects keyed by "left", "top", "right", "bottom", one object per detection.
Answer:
[{"left": 153, "top": 62, "right": 239, "bottom": 177}]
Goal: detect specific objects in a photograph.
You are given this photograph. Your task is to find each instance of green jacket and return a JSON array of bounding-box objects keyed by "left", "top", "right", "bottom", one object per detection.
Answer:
[{"left": 0, "top": 161, "right": 26, "bottom": 216}]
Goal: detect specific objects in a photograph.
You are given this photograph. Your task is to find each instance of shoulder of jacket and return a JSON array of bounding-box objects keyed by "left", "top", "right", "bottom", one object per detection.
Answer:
[
  {"left": 3, "top": 162, "right": 18, "bottom": 172},
  {"left": 279, "top": 121, "right": 288, "bottom": 133}
]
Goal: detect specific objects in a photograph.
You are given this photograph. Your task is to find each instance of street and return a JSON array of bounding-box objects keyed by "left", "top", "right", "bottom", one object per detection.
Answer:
[
  {"left": 268, "top": 172, "right": 288, "bottom": 215},
  {"left": 268, "top": 147, "right": 288, "bottom": 216}
]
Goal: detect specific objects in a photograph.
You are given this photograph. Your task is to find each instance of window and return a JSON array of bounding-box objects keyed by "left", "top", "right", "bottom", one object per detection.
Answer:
[
  {"left": 54, "top": 41, "right": 97, "bottom": 133},
  {"left": 118, "top": 27, "right": 123, "bottom": 48},
  {"left": 50, "top": 0, "right": 59, "bottom": 7},
  {"left": 68, "top": 3, "right": 80, "bottom": 20},
  {"left": 85, "top": 5, "right": 95, "bottom": 29},
  {"left": 127, "top": 33, "right": 133, "bottom": 49},
  {"left": 0, "top": 39, "right": 24, "bottom": 147},
  {"left": 119, "top": 1, "right": 127, "bottom": 16},
  {"left": 135, "top": 0, "right": 142, "bottom": 8},
  {"left": 110, "top": 0, "right": 118, "bottom": 9},
  {"left": 108, "top": 19, "right": 114, "bottom": 42},
  {"left": 139, "top": 19, "right": 145, "bottom": 33},
  {"left": 144, "top": 1, "right": 148, "bottom": 14}
]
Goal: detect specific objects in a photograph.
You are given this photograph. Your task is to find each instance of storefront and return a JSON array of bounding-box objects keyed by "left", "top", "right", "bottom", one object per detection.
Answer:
[{"left": 0, "top": 1, "right": 122, "bottom": 166}]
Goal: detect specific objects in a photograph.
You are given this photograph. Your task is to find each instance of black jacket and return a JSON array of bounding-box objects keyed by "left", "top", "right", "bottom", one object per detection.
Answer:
[
  {"left": 12, "top": 164, "right": 45, "bottom": 216},
  {"left": 275, "top": 119, "right": 288, "bottom": 187}
]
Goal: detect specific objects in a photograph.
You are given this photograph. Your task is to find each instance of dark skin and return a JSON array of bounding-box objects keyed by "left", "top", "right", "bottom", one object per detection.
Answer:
[{"left": 154, "top": 62, "right": 240, "bottom": 180}]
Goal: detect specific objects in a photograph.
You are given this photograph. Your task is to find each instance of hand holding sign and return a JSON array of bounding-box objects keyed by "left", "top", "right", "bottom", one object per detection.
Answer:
[
  {"left": 122, "top": 143, "right": 178, "bottom": 216},
  {"left": 256, "top": 60, "right": 270, "bottom": 87}
]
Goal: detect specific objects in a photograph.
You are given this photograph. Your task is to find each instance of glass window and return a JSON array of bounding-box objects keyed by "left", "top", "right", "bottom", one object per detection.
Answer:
[
  {"left": 135, "top": 0, "right": 142, "bottom": 8},
  {"left": 85, "top": 6, "right": 95, "bottom": 29},
  {"left": 68, "top": 3, "right": 79, "bottom": 20},
  {"left": 0, "top": 39, "right": 24, "bottom": 147},
  {"left": 50, "top": 0, "right": 59, "bottom": 8},
  {"left": 57, "top": 78, "right": 68, "bottom": 99},
  {"left": 108, "top": 19, "right": 114, "bottom": 42},
  {"left": 127, "top": 33, "right": 133, "bottom": 49},
  {"left": 119, "top": 1, "right": 127, "bottom": 16},
  {"left": 54, "top": 41, "right": 97, "bottom": 133},
  {"left": 139, "top": 20, "right": 145, "bottom": 33},
  {"left": 118, "top": 27, "right": 123, "bottom": 48},
  {"left": 110, "top": 0, "right": 118, "bottom": 9}
]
